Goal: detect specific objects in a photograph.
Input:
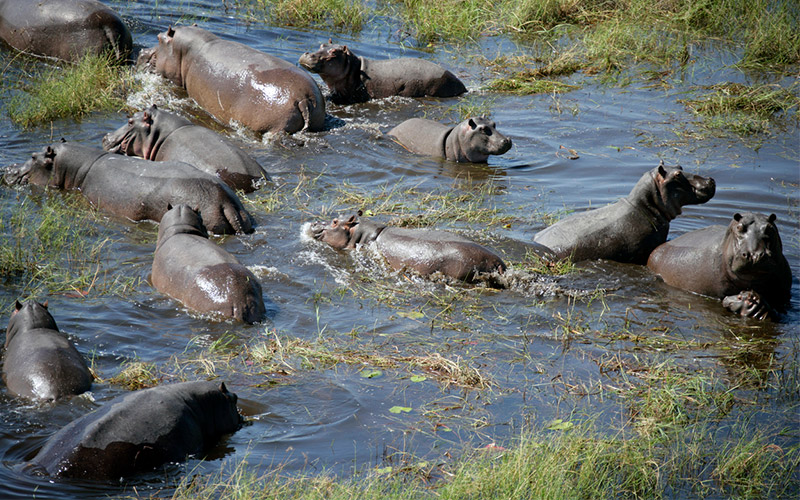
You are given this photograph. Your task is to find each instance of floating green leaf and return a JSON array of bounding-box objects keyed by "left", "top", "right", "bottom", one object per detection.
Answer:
[
  {"left": 389, "top": 406, "right": 412, "bottom": 414},
  {"left": 360, "top": 369, "right": 382, "bottom": 378},
  {"left": 398, "top": 311, "right": 424, "bottom": 320},
  {"left": 410, "top": 375, "right": 427, "bottom": 382}
]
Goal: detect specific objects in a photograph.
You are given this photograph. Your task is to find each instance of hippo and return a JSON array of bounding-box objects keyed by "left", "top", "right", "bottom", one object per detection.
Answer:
[
  {"left": 138, "top": 25, "right": 325, "bottom": 134},
  {"left": 298, "top": 41, "right": 467, "bottom": 105},
  {"left": 0, "top": 0, "right": 132, "bottom": 62},
  {"left": 152, "top": 205, "right": 266, "bottom": 323},
  {"left": 102, "top": 105, "right": 269, "bottom": 193},
  {"left": 311, "top": 214, "right": 506, "bottom": 285},
  {"left": 647, "top": 212, "right": 791, "bottom": 319},
  {"left": 27, "top": 380, "right": 242, "bottom": 479},
  {"left": 532, "top": 162, "right": 716, "bottom": 264},
  {"left": 3, "top": 300, "right": 92, "bottom": 401},
  {"left": 4, "top": 142, "right": 254, "bottom": 235},
  {"left": 388, "top": 117, "right": 512, "bottom": 163}
]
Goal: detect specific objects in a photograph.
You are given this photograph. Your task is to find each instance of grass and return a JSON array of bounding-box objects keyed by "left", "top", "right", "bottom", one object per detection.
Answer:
[
  {"left": 0, "top": 193, "right": 139, "bottom": 301},
  {"left": 231, "top": 0, "right": 369, "bottom": 31},
  {"left": 679, "top": 82, "right": 800, "bottom": 135},
  {"left": 4, "top": 52, "right": 134, "bottom": 128}
]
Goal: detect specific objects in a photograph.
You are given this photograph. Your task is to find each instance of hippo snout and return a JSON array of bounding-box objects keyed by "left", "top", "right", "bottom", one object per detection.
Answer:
[
  {"left": 3, "top": 164, "right": 27, "bottom": 186},
  {"left": 496, "top": 136, "right": 512, "bottom": 155}
]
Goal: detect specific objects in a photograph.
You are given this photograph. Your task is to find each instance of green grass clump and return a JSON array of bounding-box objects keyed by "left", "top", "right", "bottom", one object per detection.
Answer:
[
  {"left": 680, "top": 82, "right": 800, "bottom": 135},
  {"left": 233, "top": 0, "right": 368, "bottom": 32},
  {"left": 0, "top": 194, "right": 137, "bottom": 299},
  {"left": 6, "top": 52, "right": 133, "bottom": 128}
]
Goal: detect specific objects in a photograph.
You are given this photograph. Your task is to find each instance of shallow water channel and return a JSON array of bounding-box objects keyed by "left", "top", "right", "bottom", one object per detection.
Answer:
[{"left": 0, "top": 1, "right": 798, "bottom": 498}]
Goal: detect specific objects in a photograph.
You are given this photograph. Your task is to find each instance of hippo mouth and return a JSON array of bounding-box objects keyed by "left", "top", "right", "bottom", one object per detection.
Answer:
[
  {"left": 298, "top": 54, "right": 322, "bottom": 72},
  {"left": 2, "top": 163, "right": 29, "bottom": 186},
  {"left": 310, "top": 222, "right": 327, "bottom": 240}
]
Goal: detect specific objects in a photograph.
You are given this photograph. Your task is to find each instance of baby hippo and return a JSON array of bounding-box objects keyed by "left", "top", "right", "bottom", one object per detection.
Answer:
[
  {"left": 533, "top": 162, "right": 716, "bottom": 264},
  {"left": 103, "top": 105, "right": 269, "bottom": 192},
  {"left": 388, "top": 117, "right": 512, "bottom": 163},
  {"left": 3, "top": 300, "right": 92, "bottom": 401},
  {"left": 151, "top": 204, "right": 266, "bottom": 323},
  {"left": 27, "top": 381, "right": 242, "bottom": 479},
  {"left": 311, "top": 214, "right": 506, "bottom": 285},
  {"left": 647, "top": 212, "right": 792, "bottom": 320},
  {"left": 299, "top": 42, "right": 466, "bottom": 104}
]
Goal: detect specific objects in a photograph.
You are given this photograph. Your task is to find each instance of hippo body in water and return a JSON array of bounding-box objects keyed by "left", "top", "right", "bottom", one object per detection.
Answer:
[
  {"left": 28, "top": 381, "right": 242, "bottom": 479},
  {"left": 0, "top": 0, "right": 132, "bottom": 62},
  {"left": 647, "top": 212, "right": 791, "bottom": 320},
  {"left": 532, "top": 163, "right": 716, "bottom": 264},
  {"left": 138, "top": 26, "right": 325, "bottom": 134},
  {"left": 4, "top": 142, "right": 254, "bottom": 235},
  {"left": 152, "top": 205, "right": 266, "bottom": 323},
  {"left": 388, "top": 117, "right": 512, "bottom": 163},
  {"left": 312, "top": 215, "right": 506, "bottom": 285},
  {"left": 103, "top": 105, "right": 269, "bottom": 193},
  {"left": 3, "top": 300, "right": 92, "bottom": 401},
  {"left": 299, "top": 42, "right": 466, "bottom": 105}
]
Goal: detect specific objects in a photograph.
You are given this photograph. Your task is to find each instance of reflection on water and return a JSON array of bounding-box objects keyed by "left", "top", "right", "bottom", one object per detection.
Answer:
[{"left": 0, "top": 0, "right": 797, "bottom": 498}]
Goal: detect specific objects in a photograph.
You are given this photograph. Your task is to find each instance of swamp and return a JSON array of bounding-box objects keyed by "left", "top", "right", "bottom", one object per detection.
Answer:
[{"left": 0, "top": 0, "right": 798, "bottom": 498}]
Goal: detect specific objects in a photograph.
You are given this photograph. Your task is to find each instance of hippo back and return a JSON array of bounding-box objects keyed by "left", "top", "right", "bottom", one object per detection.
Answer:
[
  {"left": 0, "top": 0, "right": 132, "bottom": 62},
  {"left": 30, "top": 381, "right": 242, "bottom": 479}
]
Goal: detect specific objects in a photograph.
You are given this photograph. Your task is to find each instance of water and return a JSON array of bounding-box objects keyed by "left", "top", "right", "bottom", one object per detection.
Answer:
[{"left": 0, "top": 1, "right": 798, "bottom": 498}]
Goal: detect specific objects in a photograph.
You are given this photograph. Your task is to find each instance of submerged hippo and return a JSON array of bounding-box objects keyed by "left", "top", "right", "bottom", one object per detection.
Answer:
[
  {"left": 0, "top": 0, "right": 132, "bottom": 62},
  {"left": 138, "top": 25, "right": 325, "bottom": 134},
  {"left": 103, "top": 105, "right": 269, "bottom": 193},
  {"left": 532, "top": 162, "right": 716, "bottom": 264},
  {"left": 3, "top": 300, "right": 92, "bottom": 401},
  {"left": 388, "top": 117, "right": 512, "bottom": 163},
  {"left": 311, "top": 214, "right": 506, "bottom": 285},
  {"left": 647, "top": 212, "right": 791, "bottom": 319},
  {"left": 152, "top": 205, "right": 266, "bottom": 323},
  {"left": 27, "top": 380, "right": 242, "bottom": 479},
  {"left": 4, "top": 142, "right": 254, "bottom": 235},
  {"left": 299, "top": 42, "right": 467, "bottom": 105}
]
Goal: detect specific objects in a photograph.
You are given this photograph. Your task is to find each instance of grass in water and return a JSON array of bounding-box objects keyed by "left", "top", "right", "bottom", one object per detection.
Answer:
[
  {"left": 232, "top": 0, "right": 368, "bottom": 32},
  {"left": 5, "top": 52, "right": 133, "bottom": 128},
  {"left": 0, "top": 194, "right": 139, "bottom": 300}
]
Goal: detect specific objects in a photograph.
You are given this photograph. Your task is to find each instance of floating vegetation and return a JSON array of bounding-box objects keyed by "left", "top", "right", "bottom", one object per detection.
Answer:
[{"left": 231, "top": 0, "right": 369, "bottom": 32}]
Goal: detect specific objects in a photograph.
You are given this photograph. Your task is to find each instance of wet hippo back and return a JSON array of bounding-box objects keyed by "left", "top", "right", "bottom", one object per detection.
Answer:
[
  {"left": 3, "top": 300, "right": 92, "bottom": 401},
  {"left": 0, "top": 0, "right": 132, "bottom": 62},
  {"left": 377, "top": 227, "right": 506, "bottom": 283},
  {"left": 144, "top": 26, "right": 325, "bottom": 134},
  {"left": 152, "top": 205, "right": 266, "bottom": 323},
  {"left": 29, "top": 381, "right": 242, "bottom": 479}
]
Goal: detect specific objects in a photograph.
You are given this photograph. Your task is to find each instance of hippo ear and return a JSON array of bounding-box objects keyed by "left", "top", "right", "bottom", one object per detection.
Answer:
[
  {"left": 167, "top": 202, "right": 173, "bottom": 211},
  {"left": 768, "top": 213, "right": 776, "bottom": 224},
  {"left": 45, "top": 146, "right": 56, "bottom": 160},
  {"left": 328, "top": 38, "right": 333, "bottom": 44},
  {"left": 42, "top": 300, "right": 48, "bottom": 309},
  {"left": 167, "top": 26, "right": 175, "bottom": 38},
  {"left": 60, "top": 137, "right": 67, "bottom": 143},
  {"left": 219, "top": 382, "right": 228, "bottom": 393},
  {"left": 657, "top": 163, "right": 668, "bottom": 178},
  {"left": 468, "top": 118, "right": 477, "bottom": 129},
  {"left": 357, "top": 209, "right": 363, "bottom": 217},
  {"left": 347, "top": 215, "right": 357, "bottom": 224},
  {"left": 14, "top": 300, "right": 22, "bottom": 312},
  {"left": 733, "top": 213, "right": 742, "bottom": 222}
]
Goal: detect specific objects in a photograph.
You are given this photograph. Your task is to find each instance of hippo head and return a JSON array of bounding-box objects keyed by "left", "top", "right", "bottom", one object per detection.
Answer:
[
  {"left": 3, "top": 145, "right": 61, "bottom": 187},
  {"left": 455, "top": 117, "right": 513, "bottom": 163},
  {"left": 311, "top": 215, "right": 358, "bottom": 249},
  {"left": 153, "top": 26, "right": 182, "bottom": 86},
  {"left": 103, "top": 106, "right": 160, "bottom": 157},
  {"left": 724, "top": 212, "right": 785, "bottom": 278},
  {"left": 649, "top": 162, "right": 716, "bottom": 219},
  {"left": 6, "top": 300, "right": 58, "bottom": 348},
  {"left": 200, "top": 382, "right": 244, "bottom": 435},
  {"left": 299, "top": 41, "right": 356, "bottom": 80},
  {"left": 157, "top": 204, "right": 208, "bottom": 248}
]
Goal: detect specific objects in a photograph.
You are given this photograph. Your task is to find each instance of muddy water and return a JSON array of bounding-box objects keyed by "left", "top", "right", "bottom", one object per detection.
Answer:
[{"left": 0, "top": 1, "right": 798, "bottom": 498}]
